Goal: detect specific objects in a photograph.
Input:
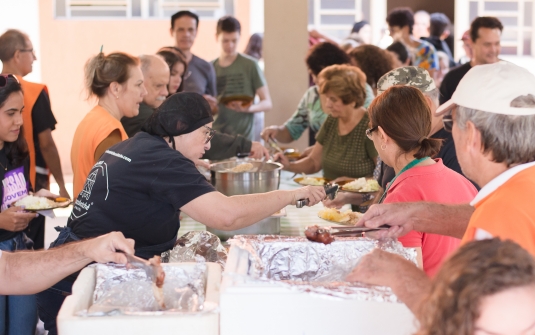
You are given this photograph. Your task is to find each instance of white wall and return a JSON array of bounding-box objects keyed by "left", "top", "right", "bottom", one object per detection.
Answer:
[{"left": 0, "top": 0, "right": 41, "bottom": 81}]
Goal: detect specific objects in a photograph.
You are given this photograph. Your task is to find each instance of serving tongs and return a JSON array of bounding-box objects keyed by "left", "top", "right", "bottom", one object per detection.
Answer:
[
  {"left": 327, "top": 224, "right": 391, "bottom": 236},
  {"left": 267, "top": 137, "right": 284, "bottom": 154},
  {"left": 296, "top": 183, "right": 339, "bottom": 208}
]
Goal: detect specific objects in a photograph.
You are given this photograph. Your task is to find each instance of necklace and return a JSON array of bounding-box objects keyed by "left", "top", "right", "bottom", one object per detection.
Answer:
[{"left": 0, "top": 158, "right": 7, "bottom": 171}]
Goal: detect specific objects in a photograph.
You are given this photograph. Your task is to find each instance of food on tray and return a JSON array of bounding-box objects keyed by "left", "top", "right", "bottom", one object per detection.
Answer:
[
  {"left": 299, "top": 174, "right": 325, "bottom": 186},
  {"left": 341, "top": 178, "right": 380, "bottom": 192},
  {"left": 318, "top": 208, "right": 363, "bottom": 224},
  {"left": 219, "top": 95, "right": 254, "bottom": 107},
  {"left": 149, "top": 256, "right": 166, "bottom": 309},
  {"left": 229, "top": 163, "right": 254, "bottom": 173},
  {"left": 318, "top": 208, "right": 351, "bottom": 223},
  {"left": 15, "top": 195, "right": 56, "bottom": 210},
  {"left": 305, "top": 225, "right": 334, "bottom": 244}
]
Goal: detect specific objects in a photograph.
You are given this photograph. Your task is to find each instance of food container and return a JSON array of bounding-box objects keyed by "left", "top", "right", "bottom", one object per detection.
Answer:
[
  {"left": 57, "top": 263, "right": 221, "bottom": 335},
  {"left": 209, "top": 159, "right": 282, "bottom": 196},
  {"left": 208, "top": 160, "right": 283, "bottom": 239},
  {"left": 220, "top": 236, "right": 417, "bottom": 335}
]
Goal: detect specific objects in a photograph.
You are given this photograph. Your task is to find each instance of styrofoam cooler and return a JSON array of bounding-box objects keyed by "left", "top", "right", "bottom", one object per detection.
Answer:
[
  {"left": 220, "top": 243, "right": 417, "bottom": 335},
  {"left": 57, "top": 262, "right": 221, "bottom": 335}
]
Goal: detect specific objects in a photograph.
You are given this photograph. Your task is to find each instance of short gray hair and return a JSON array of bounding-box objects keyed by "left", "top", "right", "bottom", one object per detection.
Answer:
[
  {"left": 456, "top": 105, "right": 535, "bottom": 166},
  {"left": 423, "top": 87, "right": 439, "bottom": 109}
]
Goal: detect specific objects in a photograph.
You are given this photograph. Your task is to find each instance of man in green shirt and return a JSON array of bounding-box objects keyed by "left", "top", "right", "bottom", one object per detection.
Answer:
[{"left": 212, "top": 16, "right": 272, "bottom": 141}]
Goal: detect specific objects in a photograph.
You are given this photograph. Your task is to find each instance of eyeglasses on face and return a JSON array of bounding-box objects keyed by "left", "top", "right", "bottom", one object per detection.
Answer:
[
  {"left": 203, "top": 125, "right": 216, "bottom": 144},
  {"left": 365, "top": 126, "right": 378, "bottom": 140},
  {"left": 443, "top": 113, "right": 453, "bottom": 132},
  {"left": 19, "top": 48, "right": 35, "bottom": 55},
  {"left": 0, "top": 74, "right": 19, "bottom": 88}
]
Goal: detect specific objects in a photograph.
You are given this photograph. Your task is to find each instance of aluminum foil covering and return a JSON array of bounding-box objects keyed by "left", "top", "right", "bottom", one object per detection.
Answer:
[
  {"left": 79, "top": 260, "right": 207, "bottom": 316},
  {"left": 161, "top": 231, "right": 227, "bottom": 267},
  {"left": 227, "top": 235, "right": 417, "bottom": 302}
]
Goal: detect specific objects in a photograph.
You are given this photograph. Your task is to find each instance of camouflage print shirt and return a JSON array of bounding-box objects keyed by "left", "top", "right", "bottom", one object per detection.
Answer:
[{"left": 284, "top": 84, "right": 375, "bottom": 141}]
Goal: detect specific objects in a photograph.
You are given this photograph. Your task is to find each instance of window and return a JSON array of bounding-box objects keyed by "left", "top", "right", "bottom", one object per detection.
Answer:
[
  {"left": 308, "top": 0, "right": 370, "bottom": 40},
  {"left": 55, "top": 0, "right": 233, "bottom": 19}
]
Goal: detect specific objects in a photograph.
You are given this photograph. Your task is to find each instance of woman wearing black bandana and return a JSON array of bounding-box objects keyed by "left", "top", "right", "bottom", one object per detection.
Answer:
[{"left": 37, "top": 92, "right": 326, "bottom": 334}]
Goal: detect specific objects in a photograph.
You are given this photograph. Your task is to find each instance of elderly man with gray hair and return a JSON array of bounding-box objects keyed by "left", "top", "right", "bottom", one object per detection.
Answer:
[
  {"left": 121, "top": 54, "right": 170, "bottom": 137},
  {"left": 345, "top": 62, "right": 535, "bottom": 318}
]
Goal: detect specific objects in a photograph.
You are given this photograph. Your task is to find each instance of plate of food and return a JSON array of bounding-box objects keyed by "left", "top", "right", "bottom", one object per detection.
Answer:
[
  {"left": 294, "top": 175, "right": 330, "bottom": 186},
  {"left": 338, "top": 177, "right": 380, "bottom": 193},
  {"left": 14, "top": 195, "right": 72, "bottom": 212},
  {"left": 317, "top": 207, "right": 364, "bottom": 225},
  {"left": 219, "top": 95, "right": 254, "bottom": 107}
]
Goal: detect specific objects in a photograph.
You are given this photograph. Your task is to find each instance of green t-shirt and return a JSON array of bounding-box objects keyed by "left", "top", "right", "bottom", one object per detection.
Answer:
[
  {"left": 212, "top": 53, "right": 266, "bottom": 140},
  {"left": 316, "top": 114, "right": 377, "bottom": 180},
  {"left": 284, "top": 83, "right": 375, "bottom": 141}
]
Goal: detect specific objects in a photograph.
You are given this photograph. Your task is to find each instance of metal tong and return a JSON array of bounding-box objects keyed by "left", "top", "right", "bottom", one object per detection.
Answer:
[
  {"left": 123, "top": 252, "right": 158, "bottom": 283},
  {"left": 328, "top": 224, "right": 391, "bottom": 236},
  {"left": 296, "top": 183, "right": 339, "bottom": 208}
]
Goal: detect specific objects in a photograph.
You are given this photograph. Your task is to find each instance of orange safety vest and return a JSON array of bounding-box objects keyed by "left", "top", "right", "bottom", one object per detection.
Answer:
[{"left": 15, "top": 75, "right": 48, "bottom": 190}]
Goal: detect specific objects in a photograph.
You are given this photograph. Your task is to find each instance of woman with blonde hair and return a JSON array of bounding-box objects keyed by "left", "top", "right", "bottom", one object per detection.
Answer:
[
  {"left": 416, "top": 238, "right": 535, "bottom": 335},
  {"left": 70, "top": 52, "right": 147, "bottom": 199},
  {"left": 276, "top": 64, "right": 377, "bottom": 210}
]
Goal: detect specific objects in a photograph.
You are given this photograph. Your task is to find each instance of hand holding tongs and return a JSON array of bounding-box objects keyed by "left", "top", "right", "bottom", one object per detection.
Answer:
[{"left": 296, "top": 183, "right": 339, "bottom": 208}]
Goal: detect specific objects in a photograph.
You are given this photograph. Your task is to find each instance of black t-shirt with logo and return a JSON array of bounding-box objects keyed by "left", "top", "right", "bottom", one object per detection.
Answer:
[{"left": 67, "top": 132, "right": 215, "bottom": 253}]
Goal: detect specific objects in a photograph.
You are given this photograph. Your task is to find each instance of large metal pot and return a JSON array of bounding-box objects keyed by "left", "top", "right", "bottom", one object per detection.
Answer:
[
  {"left": 209, "top": 159, "right": 282, "bottom": 195},
  {"left": 207, "top": 159, "right": 283, "bottom": 240}
]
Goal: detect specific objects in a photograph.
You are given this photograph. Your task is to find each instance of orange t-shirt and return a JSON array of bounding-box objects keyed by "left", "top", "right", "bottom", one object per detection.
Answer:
[
  {"left": 462, "top": 164, "right": 535, "bottom": 256},
  {"left": 71, "top": 105, "right": 128, "bottom": 198}
]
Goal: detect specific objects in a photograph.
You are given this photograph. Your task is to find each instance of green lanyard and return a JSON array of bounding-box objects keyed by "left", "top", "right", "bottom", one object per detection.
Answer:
[{"left": 378, "top": 157, "right": 430, "bottom": 204}]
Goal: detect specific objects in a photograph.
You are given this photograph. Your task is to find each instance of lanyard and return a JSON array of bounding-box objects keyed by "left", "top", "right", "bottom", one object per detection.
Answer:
[{"left": 378, "top": 157, "right": 430, "bottom": 204}]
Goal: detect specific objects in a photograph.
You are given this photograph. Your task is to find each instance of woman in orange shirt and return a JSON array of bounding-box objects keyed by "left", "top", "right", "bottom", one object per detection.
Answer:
[{"left": 71, "top": 52, "right": 147, "bottom": 198}]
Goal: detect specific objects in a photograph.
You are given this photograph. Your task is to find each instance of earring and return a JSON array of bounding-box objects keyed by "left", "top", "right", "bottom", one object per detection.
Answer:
[{"left": 381, "top": 143, "right": 387, "bottom": 150}]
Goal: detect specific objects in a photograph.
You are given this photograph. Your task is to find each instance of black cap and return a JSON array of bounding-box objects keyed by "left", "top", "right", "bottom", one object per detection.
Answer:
[{"left": 142, "top": 92, "right": 213, "bottom": 149}]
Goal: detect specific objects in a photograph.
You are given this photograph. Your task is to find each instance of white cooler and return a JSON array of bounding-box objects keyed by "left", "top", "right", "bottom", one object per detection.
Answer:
[
  {"left": 220, "top": 238, "right": 417, "bottom": 335},
  {"left": 57, "top": 262, "right": 221, "bottom": 335}
]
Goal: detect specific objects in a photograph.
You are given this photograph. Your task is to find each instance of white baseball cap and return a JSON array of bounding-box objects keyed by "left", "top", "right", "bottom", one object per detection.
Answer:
[{"left": 436, "top": 61, "right": 535, "bottom": 116}]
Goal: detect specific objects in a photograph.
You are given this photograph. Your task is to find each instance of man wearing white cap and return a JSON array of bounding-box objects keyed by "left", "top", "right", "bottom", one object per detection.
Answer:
[{"left": 346, "top": 61, "right": 535, "bottom": 315}]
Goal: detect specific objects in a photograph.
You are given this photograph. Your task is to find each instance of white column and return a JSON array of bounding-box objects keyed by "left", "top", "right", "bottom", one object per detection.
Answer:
[
  {"left": 369, "top": 0, "right": 387, "bottom": 45},
  {"left": 263, "top": 0, "right": 309, "bottom": 151},
  {"left": 249, "top": 0, "right": 265, "bottom": 34},
  {"left": 0, "top": 0, "right": 41, "bottom": 82}
]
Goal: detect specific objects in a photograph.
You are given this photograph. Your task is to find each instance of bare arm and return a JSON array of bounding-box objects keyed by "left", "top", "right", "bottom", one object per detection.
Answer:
[
  {"left": 38, "top": 129, "right": 70, "bottom": 198},
  {"left": 345, "top": 249, "right": 431, "bottom": 316},
  {"left": 181, "top": 186, "right": 326, "bottom": 231},
  {"left": 0, "top": 232, "right": 134, "bottom": 295},
  {"left": 248, "top": 86, "right": 272, "bottom": 113},
  {"left": 260, "top": 125, "right": 294, "bottom": 143},
  {"left": 94, "top": 129, "right": 123, "bottom": 162},
  {"left": 358, "top": 202, "right": 474, "bottom": 239},
  {"left": 275, "top": 142, "right": 323, "bottom": 175}
]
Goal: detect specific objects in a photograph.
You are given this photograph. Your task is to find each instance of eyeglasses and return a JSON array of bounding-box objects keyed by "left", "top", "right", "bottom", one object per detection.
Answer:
[
  {"left": 19, "top": 48, "right": 35, "bottom": 55},
  {"left": 365, "top": 126, "right": 378, "bottom": 140},
  {"left": 443, "top": 113, "right": 453, "bottom": 132},
  {"left": 0, "top": 74, "right": 19, "bottom": 88},
  {"left": 203, "top": 125, "right": 216, "bottom": 144}
]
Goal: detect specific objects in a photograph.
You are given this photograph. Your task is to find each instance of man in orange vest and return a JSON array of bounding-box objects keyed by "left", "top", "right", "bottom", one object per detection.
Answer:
[{"left": 0, "top": 29, "right": 70, "bottom": 250}]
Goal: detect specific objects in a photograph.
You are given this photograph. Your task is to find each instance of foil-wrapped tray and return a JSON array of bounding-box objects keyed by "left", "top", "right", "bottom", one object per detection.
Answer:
[
  {"left": 79, "top": 261, "right": 208, "bottom": 316},
  {"left": 226, "top": 235, "right": 417, "bottom": 302},
  {"left": 161, "top": 231, "right": 227, "bottom": 267}
]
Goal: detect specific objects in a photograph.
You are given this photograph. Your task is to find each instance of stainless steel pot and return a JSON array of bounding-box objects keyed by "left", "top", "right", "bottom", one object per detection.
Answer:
[
  {"left": 207, "top": 159, "right": 283, "bottom": 240},
  {"left": 209, "top": 160, "right": 282, "bottom": 196}
]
